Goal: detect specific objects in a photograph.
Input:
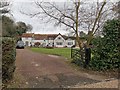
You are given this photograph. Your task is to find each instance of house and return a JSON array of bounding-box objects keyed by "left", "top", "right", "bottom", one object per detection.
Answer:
[{"left": 21, "top": 33, "right": 76, "bottom": 48}]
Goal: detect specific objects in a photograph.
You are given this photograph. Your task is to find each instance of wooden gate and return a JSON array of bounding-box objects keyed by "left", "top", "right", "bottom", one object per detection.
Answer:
[{"left": 71, "top": 47, "right": 85, "bottom": 66}]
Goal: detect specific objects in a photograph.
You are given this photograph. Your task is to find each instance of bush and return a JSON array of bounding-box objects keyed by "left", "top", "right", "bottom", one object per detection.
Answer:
[
  {"left": 34, "top": 42, "right": 41, "bottom": 47},
  {"left": 46, "top": 46, "right": 54, "bottom": 49},
  {"left": 90, "top": 19, "right": 120, "bottom": 71},
  {"left": 71, "top": 58, "right": 84, "bottom": 66},
  {"left": 2, "top": 37, "right": 16, "bottom": 85}
]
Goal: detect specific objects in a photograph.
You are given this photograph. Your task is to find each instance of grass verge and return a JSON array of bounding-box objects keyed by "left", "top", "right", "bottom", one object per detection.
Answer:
[{"left": 31, "top": 47, "right": 71, "bottom": 59}]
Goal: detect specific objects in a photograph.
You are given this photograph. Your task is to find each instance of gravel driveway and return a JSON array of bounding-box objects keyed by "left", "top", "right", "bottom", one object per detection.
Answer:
[{"left": 9, "top": 48, "right": 118, "bottom": 88}]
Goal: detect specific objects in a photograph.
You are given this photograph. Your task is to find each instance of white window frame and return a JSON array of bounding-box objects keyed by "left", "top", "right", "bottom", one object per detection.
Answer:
[{"left": 56, "top": 42, "right": 63, "bottom": 45}]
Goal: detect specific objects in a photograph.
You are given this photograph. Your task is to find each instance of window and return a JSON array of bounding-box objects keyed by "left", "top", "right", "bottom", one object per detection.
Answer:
[
  {"left": 68, "top": 42, "right": 73, "bottom": 45},
  {"left": 56, "top": 42, "right": 63, "bottom": 45},
  {"left": 58, "top": 37, "right": 61, "bottom": 39}
]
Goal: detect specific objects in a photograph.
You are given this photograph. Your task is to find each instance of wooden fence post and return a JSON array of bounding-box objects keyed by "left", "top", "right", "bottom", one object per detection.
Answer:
[{"left": 84, "top": 48, "right": 91, "bottom": 68}]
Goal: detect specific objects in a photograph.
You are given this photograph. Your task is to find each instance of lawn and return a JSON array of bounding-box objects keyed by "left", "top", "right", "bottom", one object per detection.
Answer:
[{"left": 31, "top": 47, "right": 71, "bottom": 59}]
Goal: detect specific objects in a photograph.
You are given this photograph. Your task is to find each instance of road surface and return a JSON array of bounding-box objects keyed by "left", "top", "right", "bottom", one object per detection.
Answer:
[{"left": 9, "top": 48, "right": 118, "bottom": 88}]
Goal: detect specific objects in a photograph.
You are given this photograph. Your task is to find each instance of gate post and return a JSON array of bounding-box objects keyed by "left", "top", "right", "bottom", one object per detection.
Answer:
[{"left": 84, "top": 47, "right": 91, "bottom": 68}]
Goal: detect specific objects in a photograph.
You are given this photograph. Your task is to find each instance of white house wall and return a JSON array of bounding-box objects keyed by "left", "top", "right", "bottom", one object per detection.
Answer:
[
  {"left": 34, "top": 40, "right": 51, "bottom": 46},
  {"left": 66, "top": 39, "right": 75, "bottom": 47},
  {"left": 47, "top": 40, "right": 54, "bottom": 46},
  {"left": 34, "top": 40, "right": 44, "bottom": 44},
  {"left": 54, "top": 35, "right": 66, "bottom": 47},
  {"left": 22, "top": 37, "right": 33, "bottom": 46},
  {"left": 22, "top": 34, "right": 76, "bottom": 47}
]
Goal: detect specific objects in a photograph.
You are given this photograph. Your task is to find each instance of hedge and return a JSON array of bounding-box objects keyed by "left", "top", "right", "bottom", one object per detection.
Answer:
[
  {"left": 90, "top": 19, "right": 120, "bottom": 71},
  {"left": 2, "top": 37, "right": 16, "bottom": 86}
]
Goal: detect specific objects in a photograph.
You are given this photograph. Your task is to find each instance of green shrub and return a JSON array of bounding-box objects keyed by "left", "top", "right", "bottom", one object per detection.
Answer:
[
  {"left": 71, "top": 58, "right": 84, "bottom": 66},
  {"left": 90, "top": 19, "right": 120, "bottom": 71},
  {"left": 2, "top": 37, "right": 16, "bottom": 85}
]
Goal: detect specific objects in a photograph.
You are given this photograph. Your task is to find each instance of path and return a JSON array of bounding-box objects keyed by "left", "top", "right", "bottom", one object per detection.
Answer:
[{"left": 11, "top": 48, "right": 118, "bottom": 88}]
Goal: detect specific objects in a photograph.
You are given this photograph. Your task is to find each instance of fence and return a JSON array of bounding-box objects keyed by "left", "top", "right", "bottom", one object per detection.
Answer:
[{"left": 71, "top": 47, "right": 85, "bottom": 67}]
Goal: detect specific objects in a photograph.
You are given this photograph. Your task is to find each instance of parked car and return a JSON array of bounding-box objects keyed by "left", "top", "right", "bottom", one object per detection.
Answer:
[{"left": 16, "top": 41, "right": 24, "bottom": 49}]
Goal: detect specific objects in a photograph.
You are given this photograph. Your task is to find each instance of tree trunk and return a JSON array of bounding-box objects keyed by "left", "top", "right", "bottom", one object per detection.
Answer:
[
  {"left": 75, "top": 1, "right": 85, "bottom": 65},
  {"left": 75, "top": 1, "right": 82, "bottom": 49}
]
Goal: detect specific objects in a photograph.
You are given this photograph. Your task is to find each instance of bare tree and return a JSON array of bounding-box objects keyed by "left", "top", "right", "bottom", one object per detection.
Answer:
[
  {"left": 21, "top": 0, "right": 105, "bottom": 67},
  {"left": 80, "top": 1, "right": 117, "bottom": 47},
  {"left": 118, "top": 1, "right": 120, "bottom": 19},
  {"left": 28, "top": 0, "right": 118, "bottom": 67},
  {"left": 112, "top": 1, "right": 120, "bottom": 19},
  {"left": 28, "top": 0, "right": 111, "bottom": 49}
]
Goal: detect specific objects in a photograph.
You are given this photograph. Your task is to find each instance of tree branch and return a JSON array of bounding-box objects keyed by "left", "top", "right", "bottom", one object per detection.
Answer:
[{"left": 36, "top": 2, "right": 75, "bottom": 31}]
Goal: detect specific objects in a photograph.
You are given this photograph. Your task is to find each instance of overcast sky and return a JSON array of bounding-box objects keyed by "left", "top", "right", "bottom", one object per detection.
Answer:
[
  {"left": 11, "top": 0, "right": 70, "bottom": 34},
  {"left": 10, "top": 0, "right": 118, "bottom": 34}
]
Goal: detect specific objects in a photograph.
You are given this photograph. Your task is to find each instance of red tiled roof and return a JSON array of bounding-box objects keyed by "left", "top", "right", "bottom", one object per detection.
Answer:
[
  {"left": 21, "top": 33, "right": 75, "bottom": 40},
  {"left": 34, "top": 34, "right": 47, "bottom": 40},
  {"left": 22, "top": 33, "right": 59, "bottom": 40},
  {"left": 34, "top": 34, "right": 58, "bottom": 40},
  {"left": 22, "top": 33, "right": 34, "bottom": 38}
]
